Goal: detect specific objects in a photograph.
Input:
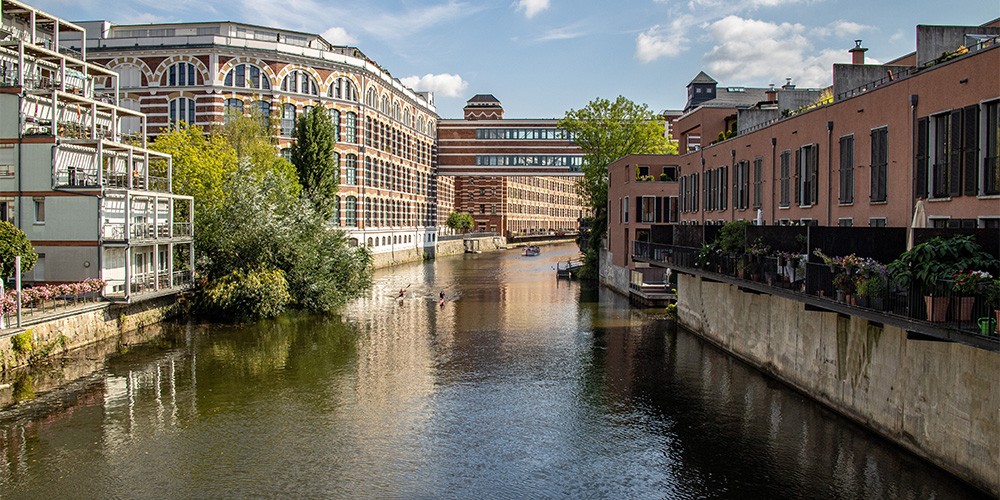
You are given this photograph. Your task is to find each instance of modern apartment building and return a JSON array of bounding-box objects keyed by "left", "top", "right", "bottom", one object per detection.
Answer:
[
  {"left": 437, "top": 95, "right": 586, "bottom": 237},
  {"left": 0, "top": 0, "right": 194, "bottom": 300},
  {"left": 67, "top": 20, "right": 440, "bottom": 266}
]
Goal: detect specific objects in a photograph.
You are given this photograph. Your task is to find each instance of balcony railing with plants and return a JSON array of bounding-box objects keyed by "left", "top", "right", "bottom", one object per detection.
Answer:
[{"left": 633, "top": 228, "right": 1000, "bottom": 347}]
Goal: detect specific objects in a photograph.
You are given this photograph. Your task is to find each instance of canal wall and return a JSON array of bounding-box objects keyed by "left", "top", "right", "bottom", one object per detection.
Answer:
[
  {"left": 599, "top": 245, "right": 630, "bottom": 296},
  {"left": 434, "top": 235, "right": 508, "bottom": 258},
  {"left": 675, "top": 273, "right": 999, "bottom": 496},
  {"left": 0, "top": 295, "right": 180, "bottom": 372}
]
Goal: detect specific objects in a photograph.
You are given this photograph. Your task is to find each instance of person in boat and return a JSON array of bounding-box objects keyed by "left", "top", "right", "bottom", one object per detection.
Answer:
[{"left": 398, "top": 288, "right": 405, "bottom": 299}]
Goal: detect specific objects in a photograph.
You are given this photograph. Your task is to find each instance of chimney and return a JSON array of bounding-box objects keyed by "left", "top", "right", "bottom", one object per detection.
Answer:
[
  {"left": 850, "top": 39, "right": 868, "bottom": 65},
  {"left": 765, "top": 83, "right": 777, "bottom": 101},
  {"left": 782, "top": 78, "right": 795, "bottom": 90}
]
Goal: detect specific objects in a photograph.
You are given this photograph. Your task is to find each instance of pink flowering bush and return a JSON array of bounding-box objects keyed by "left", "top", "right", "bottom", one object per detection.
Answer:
[{"left": 0, "top": 279, "right": 105, "bottom": 316}]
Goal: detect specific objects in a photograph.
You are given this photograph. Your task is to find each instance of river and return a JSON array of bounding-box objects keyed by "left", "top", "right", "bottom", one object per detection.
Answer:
[{"left": 0, "top": 243, "right": 987, "bottom": 498}]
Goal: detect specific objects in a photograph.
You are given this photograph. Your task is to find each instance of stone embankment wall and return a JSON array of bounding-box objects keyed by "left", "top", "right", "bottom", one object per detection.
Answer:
[
  {"left": 0, "top": 295, "right": 179, "bottom": 372},
  {"left": 434, "top": 236, "right": 508, "bottom": 258},
  {"left": 599, "top": 246, "right": 630, "bottom": 296},
  {"left": 675, "top": 274, "right": 999, "bottom": 496}
]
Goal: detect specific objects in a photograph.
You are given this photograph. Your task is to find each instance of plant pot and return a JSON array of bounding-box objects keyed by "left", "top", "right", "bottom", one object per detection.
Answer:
[
  {"left": 954, "top": 297, "right": 975, "bottom": 322},
  {"left": 871, "top": 298, "right": 886, "bottom": 311},
  {"left": 856, "top": 296, "right": 870, "bottom": 308},
  {"left": 836, "top": 290, "right": 845, "bottom": 302},
  {"left": 924, "top": 295, "right": 949, "bottom": 322},
  {"left": 979, "top": 316, "right": 998, "bottom": 336}
]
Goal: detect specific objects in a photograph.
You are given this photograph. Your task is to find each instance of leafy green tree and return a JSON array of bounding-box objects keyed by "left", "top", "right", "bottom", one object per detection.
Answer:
[
  {"left": 152, "top": 114, "right": 372, "bottom": 321},
  {"left": 447, "top": 211, "right": 474, "bottom": 233},
  {"left": 290, "top": 107, "right": 338, "bottom": 218},
  {"left": 0, "top": 221, "right": 37, "bottom": 278},
  {"left": 558, "top": 96, "right": 676, "bottom": 278}
]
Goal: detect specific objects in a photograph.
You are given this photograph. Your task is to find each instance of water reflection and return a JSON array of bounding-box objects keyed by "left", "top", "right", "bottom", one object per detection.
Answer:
[{"left": 0, "top": 244, "right": 989, "bottom": 498}]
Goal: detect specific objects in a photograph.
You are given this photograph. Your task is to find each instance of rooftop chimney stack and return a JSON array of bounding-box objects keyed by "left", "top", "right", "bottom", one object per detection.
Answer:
[
  {"left": 850, "top": 39, "right": 868, "bottom": 65},
  {"left": 782, "top": 78, "right": 795, "bottom": 90},
  {"left": 766, "top": 83, "right": 777, "bottom": 101}
]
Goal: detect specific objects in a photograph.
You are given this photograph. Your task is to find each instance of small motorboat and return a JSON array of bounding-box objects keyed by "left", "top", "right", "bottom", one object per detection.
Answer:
[{"left": 523, "top": 245, "right": 541, "bottom": 257}]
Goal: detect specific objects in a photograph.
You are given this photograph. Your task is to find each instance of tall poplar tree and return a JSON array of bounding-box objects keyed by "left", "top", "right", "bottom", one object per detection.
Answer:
[
  {"left": 290, "top": 106, "right": 338, "bottom": 218},
  {"left": 558, "top": 96, "right": 676, "bottom": 278}
]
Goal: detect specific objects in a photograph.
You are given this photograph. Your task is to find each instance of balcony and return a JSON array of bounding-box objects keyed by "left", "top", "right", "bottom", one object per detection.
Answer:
[
  {"left": 54, "top": 142, "right": 172, "bottom": 194},
  {"left": 633, "top": 239, "right": 1000, "bottom": 352},
  {"left": 20, "top": 91, "right": 139, "bottom": 142}
]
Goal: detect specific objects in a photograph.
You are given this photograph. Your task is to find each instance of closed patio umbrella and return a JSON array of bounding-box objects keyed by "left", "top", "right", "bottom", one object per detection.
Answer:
[{"left": 906, "top": 198, "right": 926, "bottom": 250}]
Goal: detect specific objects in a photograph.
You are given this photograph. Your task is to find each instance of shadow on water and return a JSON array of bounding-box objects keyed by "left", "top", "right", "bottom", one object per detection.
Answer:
[{"left": 0, "top": 243, "right": 989, "bottom": 498}]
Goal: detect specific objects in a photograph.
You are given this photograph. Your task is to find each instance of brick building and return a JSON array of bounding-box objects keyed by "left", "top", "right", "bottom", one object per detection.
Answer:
[
  {"left": 437, "top": 95, "right": 586, "bottom": 237},
  {"left": 65, "top": 20, "right": 440, "bottom": 266}
]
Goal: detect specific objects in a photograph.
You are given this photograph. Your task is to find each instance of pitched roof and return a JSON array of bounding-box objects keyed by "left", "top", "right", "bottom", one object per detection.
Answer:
[
  {"left": 466, "top": 94, "right": 501, "bottom": 105},
  {"left": 688, "top": 71, "right": 717, "bottom": 86}
]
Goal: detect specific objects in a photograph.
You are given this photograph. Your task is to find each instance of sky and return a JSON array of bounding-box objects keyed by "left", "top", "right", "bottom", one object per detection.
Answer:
[{"left": 34, "top": 0, "right": 1000, "bottom": 119}]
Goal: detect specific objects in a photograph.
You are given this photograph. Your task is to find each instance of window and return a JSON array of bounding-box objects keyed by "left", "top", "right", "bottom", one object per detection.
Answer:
[
  {"left": 280, "top": 148, "right": 291, "bottom": 162},
  {"left": 735, "top": 160, "right": 749, "bottom": 210},
  {"left": 640, "top": 196, "right": 656, "bottom": 223},
  {"left": 624, "top": 196, "right": 629, "bottom": 223},
  {"left": 33, "top": 198, "right": 44, "bottom": 223},
  {"left": 224, "top": 63, "right": 270, "bottom": 89},
  {"left": 167, "top": 62, "right": 196, "bottom": 86},
  {"left": 224, "top": 98, "right": 244, "bottom": 124},
  {"left": 870, "top": 127, "right": 888, "bottom": 202},
  {"left": 838, "top": 218, "right": 853, "bottom": 227},
  {"left": 752, "top": 158, "right": 763, "bottom": 209},
  {"left": 345, "top": 196, "right": 357, "bottom": 227},
  {"left": 345, "top": 154, "right": 357, "bottom": 185},
  {"left": 255, "top": 100, "right": 271, "bottom": 131},
  {"left": 281, "top": 104, "right": 296, "bottom": 136},
  {"left": 839, "top": 135, "right": 854, "bottom": 204},
  {"left": 328, "top": 108, "right": 340, "bottom": 142},
  {"left": 779, "top": 150, "right": 790, "bottom": 207},
  {"left": 119, "top": 98, "right": 141, "bottom": 136},
  {"left": 168, "top": 97, "right": 196, "bottom": 127},
  {"left": 114, "top": 64, "right": 143, "bottom": 88},
  {"left": 329, "top": 77, "right": 357, "bottom": 101},
  {"left": 281, "top": 70, "right": 318, "bottom": 95},
  {"left": 796, "top": 144, "right": 818, "bottom": 206},
  {"left": 869, "top": 217, "right": 887, "bottom": 228},
  {"left": 346, "top": 112, "right": 357, "bottom": 143},
  {"left": 333, "top": 153, "right": 340, "bottom": 185},
  {"left": 986, "top": 101, "right": 1000, "bottom": 196},
  {"left": 927, "top": 107, "right": 981, "bottom": 198}
]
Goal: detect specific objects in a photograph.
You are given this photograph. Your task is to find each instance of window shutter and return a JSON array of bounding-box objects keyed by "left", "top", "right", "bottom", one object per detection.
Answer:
[
  {"left": 655, "top": 196, "right": 663, "bottom": 223},
  {"left": 963, "top": 105, "right": 980, "bottom": 195},
  {"left": 870, "top": 130, "right": 879, "bottom": 201},
  {"left": 809, "top": 145, "right": 819, "bottom": 205},
  {"left": 916, "top": 118, "right": 928, "bottom": 198},
  {"left": 949, "top": 110, "right": 963, "bottom": 197},
  {"left": 693, "top": 173, "right": 699, "bottom": 211},
  {"left": 794, "top": 148, "right": 801, "bottom": 205},
  {"left": 732, "top": 164, "right": 739, "bottom": 209},
  {"left": 636, "top": 197, "right": 642, "bottom": 222}
]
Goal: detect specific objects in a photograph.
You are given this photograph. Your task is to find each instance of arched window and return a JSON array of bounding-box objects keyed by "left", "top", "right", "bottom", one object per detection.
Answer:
[
  {"left": 393, "top": 102, "right": 401, "bottom": 121},
  {"left": 365, "top": 87, "right": 377, "bottom": 108},
  {"left": 367, "top": 237, "right": 373, "bottom": 247},
  {"left": 280, "top": 148, "right": 292, "bottom": 161},
  {"left": 328, "top": 108, "right": 340, "bottom": 142},
  {"left": 281, "top": 70, "right": 318, "bottom": 95},
  {"left": 346, "top": 112, "right": 357, "bottom": 143},
  {"left": 329, "top": 77, "right": 358, "bottom": 101},
  {"left": 224, "top": 63, "right": 270, "bottom": 89},
  {"left": 364, "top": 197, "right": 371, "bottom": 227},
  {"left": 255, "top": 100, "right": 271, "bottom": 131},
  {"left": 281, "top": 103, "right": 296, "bottom": 136},
  {"left": 380, "top": 95, "right": 390, "bottom": 116},
  {"left": 345, "top": 196, "right": 357, "bottom": 227},
  {"left": 403, "top": 108, "right": 411, "bottom": 128},
  {"left": 120, "top": 98, "right": 141, "bottom": 135},
  {"left": 364, "top": 157, "right": 372, "bottom": 187},
  {"left": 417, "top": 116, "right": 425, "bottom": 135},
  {"left": 345, "top": 154, "right": 357, "bottom": 185},
  {"left": 168, "top": 97, "right": 196, "bottom": 127},
  {"left": 113, "top": 64, "right": 143, "bottom": 88},
  {"left": 167, "top": 62, "right": 197, "bottom": 86},
  {"left": 224, "top": 98, "right": 244, "bottom": 124}
]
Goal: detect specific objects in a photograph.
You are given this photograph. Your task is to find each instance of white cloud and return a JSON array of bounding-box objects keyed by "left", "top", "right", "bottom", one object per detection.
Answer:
[
  {"left": 702, "top": 15, "right": 857, "bottom": 88},
  {"left": 635, "top": 15, "right": 692, "bottom": 62},
  {"left": 400, "top": 73, "right": 469, "bottom": 97},
  {"left": 515, "top": 0, "right": 550, "bottom": 19},
  {"left": 813, "top": 20, "right": 872, "bottom": 37},
  {"left": 321, "top": 27, "right": 357, "bottom": 45}
]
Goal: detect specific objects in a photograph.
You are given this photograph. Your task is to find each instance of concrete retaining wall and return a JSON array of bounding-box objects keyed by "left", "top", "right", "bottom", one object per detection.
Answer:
[
  {"left": 435, "top": 236, "right": 507, "bottom": 258},
  {"left": 599, "top": 246, "right": 630, "bottom": 296},
  {"left": 0, "top": 295, "right": 179, "bottom": 372},
  {"left": 675, "top": 273, "right": 999, "bottom": 496}
]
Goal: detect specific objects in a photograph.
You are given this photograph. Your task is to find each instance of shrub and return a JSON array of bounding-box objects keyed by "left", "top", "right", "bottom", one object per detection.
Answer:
[{"left": 202, "top": 267, "right": 292, "bottom": 322}]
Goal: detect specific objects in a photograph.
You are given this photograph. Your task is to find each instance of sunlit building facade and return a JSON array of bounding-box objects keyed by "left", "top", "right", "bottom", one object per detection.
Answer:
[{"left": 69, "top": 20, "right": 440, "bottom": 266}]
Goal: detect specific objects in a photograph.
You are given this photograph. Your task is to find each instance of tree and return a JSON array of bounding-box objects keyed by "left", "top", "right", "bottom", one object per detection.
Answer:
[
  {"left": 447, "top": 211, "right": 474, "bottom": 233},
  {"left": 290, "top": 107, "right": 339, "bottom": 218},
  {"left": 0, "top": 222, "right": 37, "bottom": 278},
  {"left": 558, "top": 96, "right": 676, "bottom": 278}
]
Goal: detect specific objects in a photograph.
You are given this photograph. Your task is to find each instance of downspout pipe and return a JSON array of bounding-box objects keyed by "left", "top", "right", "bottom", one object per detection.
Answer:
[{"left": 827, "top": 120, "right": 833, "bottom": 226}]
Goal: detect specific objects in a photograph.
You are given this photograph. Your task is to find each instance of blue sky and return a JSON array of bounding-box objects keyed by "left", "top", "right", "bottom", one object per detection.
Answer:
[{"left": 35, "top": 0, "right": 1000, "bottom": 119}]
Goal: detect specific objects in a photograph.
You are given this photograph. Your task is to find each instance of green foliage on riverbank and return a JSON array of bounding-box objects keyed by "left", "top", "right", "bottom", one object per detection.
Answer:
[
  {"left": 559, "top": 96, "right": 676, "bottom": 279},
  {"left": 152, "top": 115, "right": 372, "bottom": 322},
  {"left": 0, "top": 221, "right": 37, "bottom": 278}
]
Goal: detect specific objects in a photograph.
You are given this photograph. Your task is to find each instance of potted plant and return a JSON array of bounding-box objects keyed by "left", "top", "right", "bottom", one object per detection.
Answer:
[
  {"left": 951, "top": 270, "right": 991, "bottom": 322},
  {"left": 888, "top": 235, "right": 998, "bottom": 323},
  {"left": 833, "top": 270, "right": 856, "bottom": 303},
  {"left": 984, "top": 278, "right": 1000, "bottom": 336}
]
